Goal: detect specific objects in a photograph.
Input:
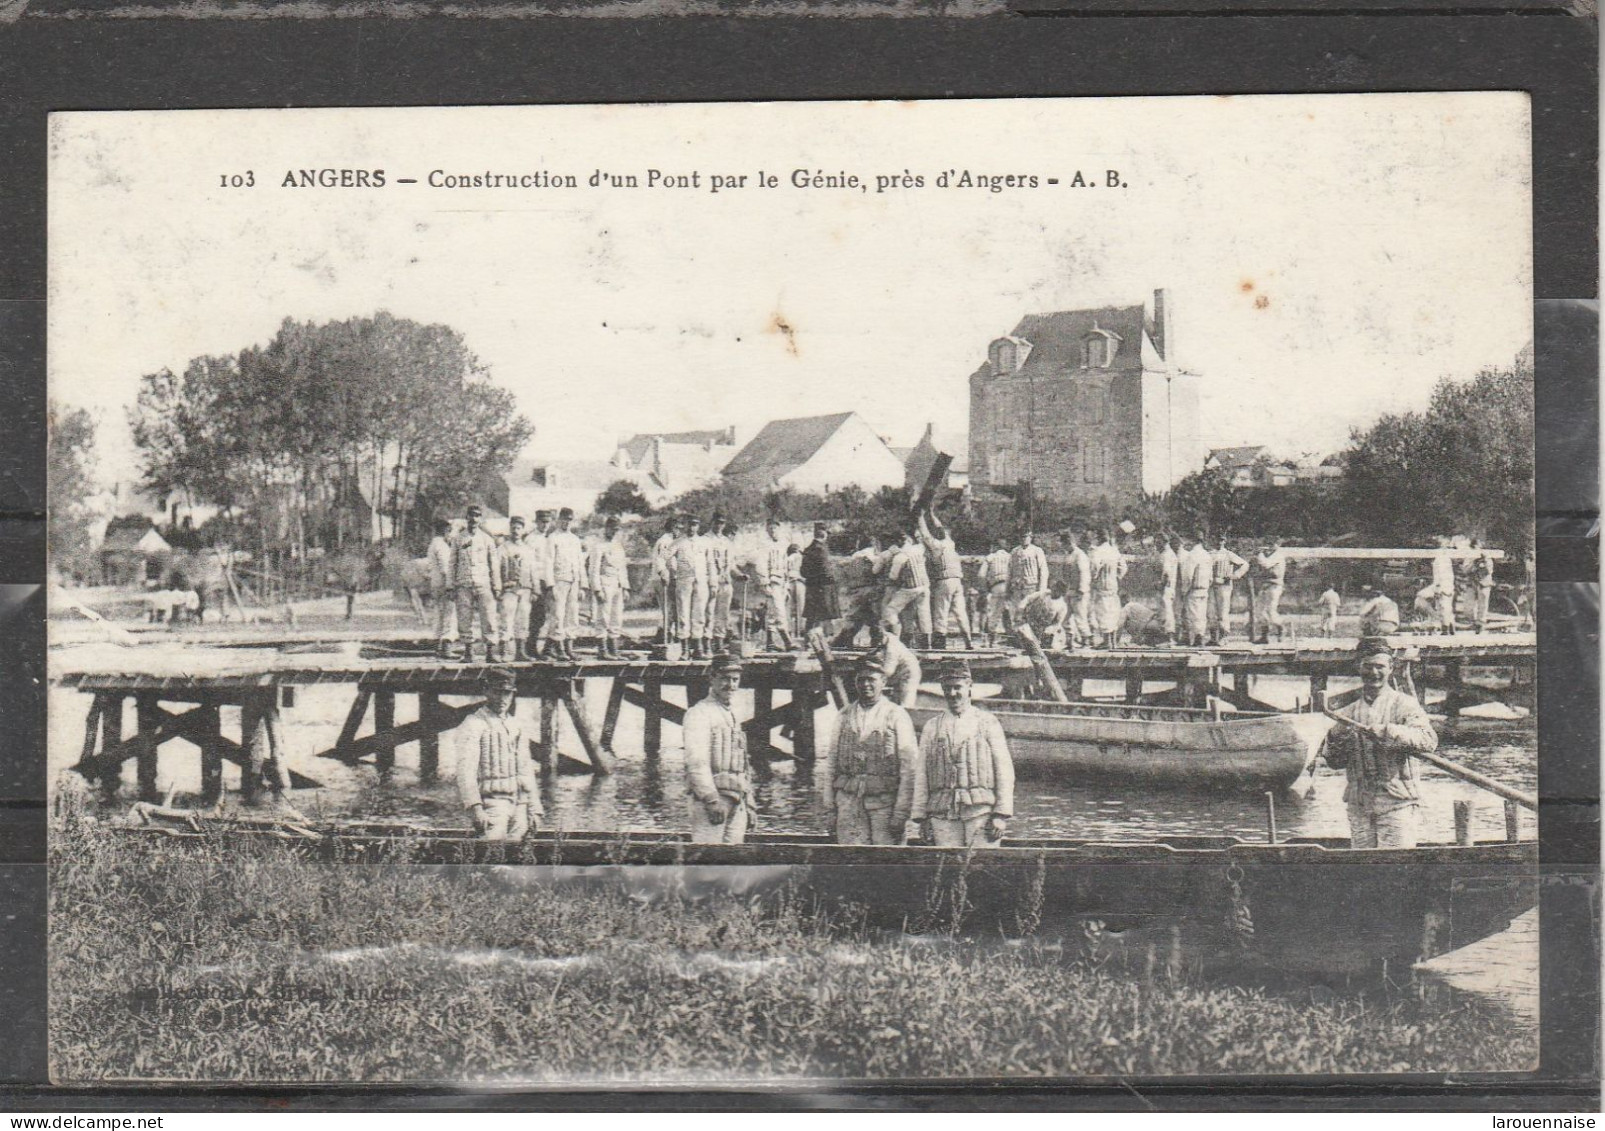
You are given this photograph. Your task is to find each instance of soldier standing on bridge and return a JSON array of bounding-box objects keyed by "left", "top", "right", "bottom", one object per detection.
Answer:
[
  {"left": 1159, "top": 533, "right": 1181, "bottom": 647},
  {"left": 669, "top": 514, "right": 711, "bottom": 659},
  {"left": 978, "top": 537, "right": 1012, "bottom": 646},
  {"left": 1466, "top": 537, "right": 1496, "bottom": 632},
  {"left": 1180, "top": 532, "right": 1213, "bottom": 647},
  {"left": 1062, "top": 529, "right": 1092, "bottom": 649},
  {"left": 589, "top": 515, "right": 630, "bottom": 659},
  {"left": 497, "top": 516, "right": 537, "bottom": 662},
  {"left": 453, "top": 505, "right": 501, "bottom": 664},
  {"left": 1207, "top": 534, "right": 1249, "bottom": 646},
  {"left": 683, "top": 653, "right": 755, "bottom": 844},
  {"left": 525, "top": 510, "right": 554, "bottom": 660},
  {"left": 543, "top": 508, "right": 585, "bottom": 660},
  {"left": 822, "top": 654, "right": 918, "bottom": 845},
  {"left": 1319, "top": 639, "right": 1438, "bottom": 849},
  {"left": 918, "top": 507, "right": 973, "bottom": 650},
  {"left": 1358, "top": 584, "right": 1401, "bottom": 638},
  {"left": 1252, "top": 537, "right": 1289, "bottom": 644},
  {"left": 910, "top": 658, "right": 1016, "bottom": 847},
  {"left": 427, "top": 518, "right": 459, "bottom": 660},
  {"left": 1088, "top": 527, "right": 1127, "bottom": 649},
  {"left": 457, "top": 668, "right": 542, "bottom": 841},
  {"left": 1006, "top": 530, "right": 1050, "bottom": 634}
]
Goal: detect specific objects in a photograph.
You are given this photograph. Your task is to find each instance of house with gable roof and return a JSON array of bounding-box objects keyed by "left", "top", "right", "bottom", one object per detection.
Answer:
[{"left": 721, "top": 411, "right": 906, "bottom": 495}]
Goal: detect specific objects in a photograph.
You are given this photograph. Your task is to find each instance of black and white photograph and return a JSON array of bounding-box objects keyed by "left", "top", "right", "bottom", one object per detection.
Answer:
[{"left": 45, "top": 96, "right": 1539, "bottom": 1083}]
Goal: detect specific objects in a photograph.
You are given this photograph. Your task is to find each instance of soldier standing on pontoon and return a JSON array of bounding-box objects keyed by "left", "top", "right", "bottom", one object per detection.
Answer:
[
  {"left": 822, "top": 653, "right": 918, "bottom": 845},
  {"left": 683, "top": 653, "right": 755, "bottom": 844},
  {"left": 910, "top": 658, "right": 1016, "bottom": 848}
]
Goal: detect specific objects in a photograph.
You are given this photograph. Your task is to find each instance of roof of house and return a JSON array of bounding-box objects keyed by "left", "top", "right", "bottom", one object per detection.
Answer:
[
  {"left": 101, "top": 525, "right": 171, "bottom": 555},
  {"left": 1206, "top": 445, "right": 1271, "bottom": 470},
  {"left": 1006, "top": 304, "right": 1150, "bottom": 373},
  {"left": 721, "top": 412, "right": 858, "bottom": 483},
  {"left": 510, "top": 458, "right": 632, "bottom": 494},
  {"left": 619, "top": 428, "right": 735, "bottom": 467}
]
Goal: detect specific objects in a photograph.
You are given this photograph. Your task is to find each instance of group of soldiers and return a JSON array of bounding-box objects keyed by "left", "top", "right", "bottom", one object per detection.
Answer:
[
  {"left": 453, "top": 653, "right": 1015, "bottom": 848},
  {"left": 451, "top": 635, "right": 1437, "bottom": 850},
  {"left": 427, "top": 504, "right": 632, "bottom": 662}
]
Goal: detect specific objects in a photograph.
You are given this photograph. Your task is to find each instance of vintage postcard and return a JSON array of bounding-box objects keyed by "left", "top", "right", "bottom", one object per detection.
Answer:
[{"left": 46, "top": 96, "right": 1537, "bottom": 1083}]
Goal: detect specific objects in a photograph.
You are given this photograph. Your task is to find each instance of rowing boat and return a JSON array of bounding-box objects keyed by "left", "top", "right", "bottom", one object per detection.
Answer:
[
  {"left": 113, "top": 818, "right": 1535, "bottom": 975},
  {"left": 909, "top": 694, "right": 1324, "bottom": 791}
]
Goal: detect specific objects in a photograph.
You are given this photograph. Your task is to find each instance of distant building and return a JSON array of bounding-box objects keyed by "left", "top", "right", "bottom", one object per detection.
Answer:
[
  {"left": 616, "top": 426, "right": 739, "bottom": 501},
  {"left": 484, "top": 457, "right": 644, "bottom": 524},
  {"left": 98, "top": 517, "right": 171, "bottom": 586},
  {"left": 1205, "top": 446, "right": 1342, "bottom": 489},
  {"left": 903, "top": 423, "right": 970, "bottom": 494},
  {"left": 722, "top": 412, "right": 906, "bottom": 494},
  {"left": 968, "top": 288, "right": 1200, "bottom": 508},
  {"left": 1205, "top": 445, "right": 1272, "bottom": 488}
]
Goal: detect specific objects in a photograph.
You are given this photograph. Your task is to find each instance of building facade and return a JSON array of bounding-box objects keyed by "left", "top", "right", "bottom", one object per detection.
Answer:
[
  {"left": 968, "top": 288, "right": 1200, "bottom": 508},
  {"left": 722, "top": 412, "right": 906, "bottom": 495}
]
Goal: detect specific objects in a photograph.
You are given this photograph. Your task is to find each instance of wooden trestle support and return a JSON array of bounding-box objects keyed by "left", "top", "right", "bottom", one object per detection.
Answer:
[{"left": 64, "top": 635, "right": 1535, "bottom": 804}]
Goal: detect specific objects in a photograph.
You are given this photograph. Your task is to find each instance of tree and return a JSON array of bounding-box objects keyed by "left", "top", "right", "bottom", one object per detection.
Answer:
[
  {"left": 594, "top": 479, "right": 653, "bottom": 517},
  {"left": 48, "top": 402, "right": 101, "bottom": 578},
  {"left": 128, "top": 313, "right": 532, "bottom": 559},
  {"left": 1343, "top": 360, "right": 1534, "bottom": 552}
]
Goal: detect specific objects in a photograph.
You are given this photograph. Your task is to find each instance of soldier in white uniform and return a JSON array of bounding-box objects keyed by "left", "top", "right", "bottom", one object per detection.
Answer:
[
  {"left": 456, "top": 668, "right": 542, "bottom": 841},
  {"left": 978, "top": 538, "right": 1012, "bottom": 645},
  {"left": 758, "top": 517, "right": 797, "bottom": 651},
  {"left": 867, "top": 624, "right": 923, "bottom": 709},
  {"left": 1159, "top": 534, "right": 1181, "bottom": 646},
  {"left": 1087, "top": 528, "right": 1128, "bottom": 649},
  {"left": 683, "top": 654, "right": 755, "bottom": 844},
  {"left": 588, "top": 515, "right": 631, "bottom": 659},
  {"left": 1007, "top": 531, "right": 1050, "bottom": 629},
  {"left": 910, "top": 659, "right": 1015, "bottom": 848},
  {"left": 1061, "top": 529, "right": 1092, "bottom": 648},
  {"left": 703, "top": 515, "right": 736, "bottom": 655},
  {"left": 453, "top": 505, "right": 502, "bottom": 663},
  {"left": 821, "top": 655, "right": 917, "bottom": 845},
  {"left": 543, "top": 507, "right": 585, "bottom": 660},
  {"left": 880, "top": 529, "right": 933, "bottom": 648},
  {"left": 496, "top": 517, "right": 539, "bottom": 661},
  {"left": 1180, "top": 532, "right": 1213, "bottom": 647},
  {"left": 918, "top": 506, "right": 974, "bottom": 650},
  {"left": 651, "top": 515, "right": 681, "bottom": 643},
  {"left": 1207, "top": 535, "right": 1249, "bottom": 645},
  {"left": 1320, "top": 639, "right": 1439, "bottom": 849},
  {"left": 1430, "top": 537, "right": 1459, "bottom": 635},
  {"left": 426, "top": 518, "right": 459, "bottom": 659},
  {"left": 525, "top": 510, "right": 554, "bottom": 659},
  {"left": 669, "top": 514, "right": 711, "bottom": 659}
]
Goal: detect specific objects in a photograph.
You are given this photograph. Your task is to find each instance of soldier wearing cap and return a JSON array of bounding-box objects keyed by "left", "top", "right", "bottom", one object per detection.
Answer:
[
  {"left": 669, "top": 513, "right": 711, "bottom": 659},
  {"left": 426, "top": 518, "right": 459, "bottom": 659},
  {"left": 702, "top": 514, "right": 735, "bottom": 656},
  {"left": 866, "top": 623, "right": 922, "bottom": 709},
  {"left": 911, "top": 658, "right": 1015, "bottom": 847},
  {"left": 822, "top": 653, "right": 917, "bottom": 844},
  {"left": 453, "top": 504, "right": 502, "bottom": 663},
  {"left": 543, "top": 507, "right": 585, "bottom": 659},
  {"left": 801, "top": 521, "right": 842, "bottom": 638},
  {"left": 588, "top": 515, "right": 631, "bottom": 658},
  {"left": 1319, "top": 638, "right": 1438, "bottom": 849},
  {"left": 526, "top": 510, "right": 555, "bottom": 659},
  {"left": 683, "top": 653, "right": 754, "bottom": 844},
  {"left": 1357, "top": 584, "right": 1401, "bottom": 637},
  {"left": 497, "top": 516, "right": 538, "bottom": 661},
  {"left": 456, "top": 668, "right": 542, "bottom": 840}
]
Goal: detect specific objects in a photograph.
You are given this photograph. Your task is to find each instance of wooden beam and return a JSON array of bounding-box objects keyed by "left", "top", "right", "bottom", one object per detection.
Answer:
[
  {"left": 792, "top": 687, "right": 816, "bottom": 763},
  {"left": 373, "top": 692, "right": 397, "bottom": 776},
  {"left": 1279, "top": 547, "right": 1506, "bottom": 561},
  {"left": 240, "top": 698, "right": 263, "bottom": 803},
  {"left": 318, "top": 700, "right": 481, "bottom": 765},
  {"left": 337, "top": 689, "right": 372, "bottom": 749},
  {"left": 600, "top": 676, "right": 628, "bottom": 752},
  {"left": 620, "top": 683, "right": 685, "bottom": 726},
  {"left": 561, "top": 680, "right": 615, "bottom": 776},
  {"left": 418, "top": 692, "right": 442, "bottom": 783},
  {"left": 198, "top": 703, "right": 223, "bottom": 805},
  {"left": 135, "top": 695, "right": 161, "bottom": 802},
  {"left": 643, "top": 672, "right": 663, "bottom": 754}
]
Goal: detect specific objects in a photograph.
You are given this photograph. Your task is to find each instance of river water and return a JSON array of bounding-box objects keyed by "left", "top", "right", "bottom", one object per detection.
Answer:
[{"left": 48, "top": 654, "right": 1537, "bottom": 846}]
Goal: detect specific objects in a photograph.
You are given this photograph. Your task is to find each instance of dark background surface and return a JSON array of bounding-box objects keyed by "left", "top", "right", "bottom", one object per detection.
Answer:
[{"left": 0, "top": 11, "right": 1596, "bottom": 1108}]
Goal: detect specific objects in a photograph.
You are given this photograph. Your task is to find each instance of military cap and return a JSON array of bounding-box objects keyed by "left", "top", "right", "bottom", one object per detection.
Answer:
[
  {"left": 558, "top": 507, "right": 575, "bottom": 520},
  {"left": 853, "top": 651, "right": 887, "bottom": 675},
  {"left": 1356, "top": 636, "right": 1394, "bottom": 660},
  {"left": 536, "top": 509, "right": 553, "bottom": 520},
  {"left": 466, "top": 504, "right": 484, "bottom": 516},
  {"left": 509, "top": 515, "right": 527, "bottom": 527},
  {"left": 484, "top": 667, "right": 518, "bottom": 691},
  {"left": 603, "top": 515, "right": 620, "bottom": 528},
  {"left": 709, "top": 653, "right": 744, "bottom": 675},
  {"left": 937, "top": 657, "right": 973, "bottom": 683}
]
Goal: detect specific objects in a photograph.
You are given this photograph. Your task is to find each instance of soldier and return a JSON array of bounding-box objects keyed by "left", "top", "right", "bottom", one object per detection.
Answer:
[
  {"left": 1320, "top": 639, "right": 1439, "bottom": 849},
  {"left": 1357, "top": 584, "right": 1401, "bottom": 637},
  {"left": 918, "top": 506, "right": 973, "bottom": 649},
  {"left": 868, "top": 624, "right": 923, "bottom": 709},
  {"left": 1429, "top": 536, "right": 1459, "bottom": 635},
  {"left": 910, "top": 658, "right": 1016, "bottom": 848},
  {"left": 1016, "top": 584, "right": 1070, "bottom": 650},
  {"left": 543, "top": 507, "right": 585, "bottom": 660},
  {"left": 832, "top": 534, "right": 886, "bottom": 649},
  {"left": 496, "top": 516, "right": 538, "bottom": 661},
  {"left": 426, "top": 518, "right": 459, "bottom": 659},
  {"left": 978, "top": 537, "right": 1012, "bottom": 645},
  {"left": 683, "top": 653, "right": 754, "bottom": 844},
  {"left": 456, "top": 668, "right": 542, "bottom": 841},
  {"left": 589, "top": 515, "right": 630, "bottom": 658},
  {"left": 786, "top": 542, "right": 806, "bottom": 638},
  {"left": 881, "top": 528, "right": 933, "bottom": 648},
  {"left": 1061, "top": 529, "right": 1092, "bottom": 649},
  {"left": 1317, "top": 581, "right": 1342, "bottom": 637},
  {"left": 703, "top": 516, "right": 736, "bottom": 654},
  {"left": 1087, "top": 528, "right": 1127, "bottom": 649},
  {"left": 1180, "top": 532, "right": 1213, "bottom": 647},
  {"left": 758, "top": 517, "right": 797, "bottom": 650},
  {"left": 800, "top": 521, "right": 841, "bottom": 638},
  {"left": 1207, "top": 535, "right": 1249, "bottom": 645},
  {"left": 1466, "top": 537, "right": 1496, "bottom": 632},
  {"left": 1252, "top": 537, "right": 1289, "bottom": 644},
  {"left": 1007, "top": 530, "right": 1050, "bottom": 630},
  {"left": 669, "top": 514, "right": 711, "bottom": 659},
  {"left": 453, "top": 504, "right": 501, "bottom": 663},
  {"left": 1158, "top": 533, "right": 1181, "bottom": 646},
  {"left": 651, "top": 515, "right": 681, "bottom": 643},
  {"left": 822, "top": 654, "right": 917, "bottom": 845},
  {"left": 525, "top": 510, "right": 555, "bottom": 660}
]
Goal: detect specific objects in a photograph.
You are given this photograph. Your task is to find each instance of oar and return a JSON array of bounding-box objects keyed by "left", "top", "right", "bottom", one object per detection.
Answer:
[{"left": 1321, "top": 706, "right": 1537, "bottom": 811}]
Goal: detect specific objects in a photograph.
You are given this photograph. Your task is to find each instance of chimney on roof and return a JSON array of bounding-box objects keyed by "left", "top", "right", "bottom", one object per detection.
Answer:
[{"left": 1152, "top": 288, "right": 1173, "bottom": 362}]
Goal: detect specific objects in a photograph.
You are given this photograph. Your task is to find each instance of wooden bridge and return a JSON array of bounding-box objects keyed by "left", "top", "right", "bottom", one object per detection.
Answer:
[{"left": 57, "top": 631, "right": 1535, "bottom": 804}]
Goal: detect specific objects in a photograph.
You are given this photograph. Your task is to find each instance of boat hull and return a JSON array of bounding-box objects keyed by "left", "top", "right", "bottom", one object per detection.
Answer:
[
  {"left": 115, "top": 824, "right": 1536, "bottom": 976},
  {"left": 910, "top": 697, "right": 1317, "bottom": 791}
]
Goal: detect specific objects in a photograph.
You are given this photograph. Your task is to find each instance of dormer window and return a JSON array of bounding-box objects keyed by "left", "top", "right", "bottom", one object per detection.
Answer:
[
  {"left": 1081, "top": 324, "right": 1120, "bottom": 369},
  {"left": 988, "top": 339, "right": 1018, "bottom": 375}
]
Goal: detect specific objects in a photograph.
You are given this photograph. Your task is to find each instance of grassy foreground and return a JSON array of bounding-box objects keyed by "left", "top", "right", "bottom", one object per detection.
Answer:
[{"left": 50, "top": 820, "right": 1533, "bottom": 1083}]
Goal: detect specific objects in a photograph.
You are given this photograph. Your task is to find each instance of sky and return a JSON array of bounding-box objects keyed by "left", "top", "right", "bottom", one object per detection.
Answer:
[{"left": 49, "top": 96, "right": 1532, "bottom": 480}]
